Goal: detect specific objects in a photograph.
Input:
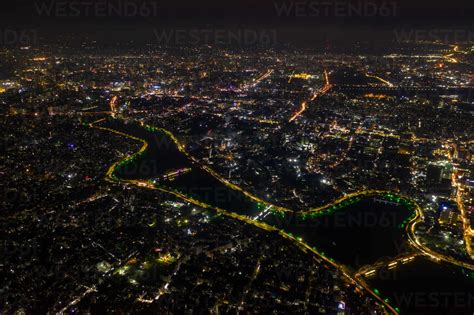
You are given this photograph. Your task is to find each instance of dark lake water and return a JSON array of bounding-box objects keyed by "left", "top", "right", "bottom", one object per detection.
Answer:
[
  {"left": 105, "top": 119, "right": 261, "bottom": 217},
  {"left": 365, "top": 256, "right": 474, "bottom": 315},
  {"left": 264, "top": 198, "right": 413, "bottom": 268}
]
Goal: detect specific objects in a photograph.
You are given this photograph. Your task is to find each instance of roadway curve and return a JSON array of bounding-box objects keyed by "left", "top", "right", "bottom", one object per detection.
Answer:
[{"left": 90, "top": 117, "right": 474, "bottom": 314}]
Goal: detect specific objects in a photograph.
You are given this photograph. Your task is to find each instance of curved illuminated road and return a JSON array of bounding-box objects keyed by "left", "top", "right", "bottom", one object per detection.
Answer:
[
  {"left": 289, "top": 69, "right": 332, "bottom": 122},
  {"left": 90, "top": 117, "right": 474, "bottom": 314}
]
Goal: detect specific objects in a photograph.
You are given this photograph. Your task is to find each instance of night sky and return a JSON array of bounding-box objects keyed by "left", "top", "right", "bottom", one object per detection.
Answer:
[{"left": 0, "top": 0, "right": 473, "bottom": 46}]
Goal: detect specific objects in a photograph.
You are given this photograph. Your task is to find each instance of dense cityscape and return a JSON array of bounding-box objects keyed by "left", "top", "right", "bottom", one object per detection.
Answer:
[{"left": 1, "top": 0, "right": 474, "bottom": 314}]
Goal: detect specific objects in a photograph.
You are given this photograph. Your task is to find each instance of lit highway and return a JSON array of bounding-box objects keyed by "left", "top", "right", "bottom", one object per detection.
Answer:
[
  {"left": 240, "top": 69, "right": 274, "bottom": 91},
  {"left": 452, "top": 171, "right": 474, "bottom": 259},
  {"left": 289, "top": 69, "right": 332, "bottom": 122},
  {"left": 356, "top": 253, "right": 419, "bottom": 279},
  {"left": 365, "top": 73, "right": 394, "bottom": 87}
]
